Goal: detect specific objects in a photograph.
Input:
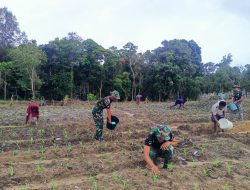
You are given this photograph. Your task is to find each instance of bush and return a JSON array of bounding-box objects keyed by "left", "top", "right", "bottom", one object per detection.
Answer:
[{"left": 87, "top": 93, "right": 97, "bottom": 101}]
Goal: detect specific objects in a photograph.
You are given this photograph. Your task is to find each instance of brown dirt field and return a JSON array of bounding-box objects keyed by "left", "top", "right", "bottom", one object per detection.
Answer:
[{"left": 0, "top": 99, "right": 249, "bottom": 190}]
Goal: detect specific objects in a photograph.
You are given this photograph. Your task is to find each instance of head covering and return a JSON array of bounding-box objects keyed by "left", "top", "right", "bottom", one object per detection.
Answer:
[
  {"left": 153, "top": 124, "right": 171, "bottom": 141},
  {"left": 111, "top": 90, "right": 120, "bottom": 99},
  {"left": 233, "top": 85, "right": 240, "bottom": 89}
]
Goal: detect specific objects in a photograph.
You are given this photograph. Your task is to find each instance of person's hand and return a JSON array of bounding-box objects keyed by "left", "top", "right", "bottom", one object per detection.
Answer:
[
  {"left": 160, "top": 142, "right": 170, "bottom": 150},
  {"left": 151, "top": 165, "right": 160, "bottom": 175}
]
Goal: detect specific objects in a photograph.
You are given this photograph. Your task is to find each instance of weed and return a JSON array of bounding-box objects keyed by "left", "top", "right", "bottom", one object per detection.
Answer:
[
  {"left": 66, "top": 143, "right": 73, "bottom": 153},
  {"left": 38, "top": 128, "right": 45, "bottom": 137}
]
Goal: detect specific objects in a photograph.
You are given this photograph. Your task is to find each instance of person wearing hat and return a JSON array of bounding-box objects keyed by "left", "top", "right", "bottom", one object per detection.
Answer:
[
  {"left": 92, "top": 90, "right": 120, "bottom": 142},
  {"left": 144, "top": 125, "right": 178, "bottom": 175},
  {"left": 232, "top": 85, "right": 244, "bottom": 120}
]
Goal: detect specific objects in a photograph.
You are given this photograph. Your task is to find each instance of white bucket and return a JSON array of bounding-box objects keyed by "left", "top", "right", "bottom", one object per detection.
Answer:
[{"left": 219, "top": 118, "right": 233, "bottom": 129}]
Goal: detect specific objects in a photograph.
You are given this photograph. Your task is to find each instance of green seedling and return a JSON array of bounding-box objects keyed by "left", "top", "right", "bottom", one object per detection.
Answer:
[
  {"left": 66, "top": 143, "right": 73, "bottom": 153},
  {"left": 223, "top": 183, "right": 233, "bottom": 190},
  {"left": 38, "top": 128, "right": 45, "bottom": 137},
  {"left": 112, "top": 172, "right": 122, "bottom": 181},
  {"left": 88, "top": 176, "right": 99, "bottom": 190},
  {"left": 167, "top": 163, "right": 174, "bottom": 171},
  {"left": 35, "top": 159, "right": 44, "bottom": 173},
  {"left": 152, "top": 173, "right": 159, "bottom": 183},
  {"left": 15, "top": 142, "right": 20, "bottom": 150},
  {"left": 246, "top": 163, "right": 250, "bottom": 170},
  {"left": 8, "top": 165, "right": 15, "bottom": 176},
  {"left": 11, "top": 131, "right": 17, "bottom": 138},
  {"left": 39, "top": 145, "right": 45, "bottom": 156},
  {"left": 20, "top": 184, "right": 28, "bottom": 190},
  {"left": 52, "top": 143, "right": 59, "bottom": 152},
  {"left": 122, "top": 179, "right": 129, "bottom": 189},
  {"left": 202, "top": 167, "right": 209, "bottom": 177},
  {"left": 28, "top": 128, "right": 33, "bottom": 136},
  {"left": 50, "top": 180, "right": 59, "bottom": 190},
  {"left": 12, "top": 149, "right": 17, "bottom": 156},
  {"left": 176, "top": 172, "right": 186, "bottom": 181},
  {"left": 193, "top": 183, "right": 200, "bottom": 190},
  {"left": 191, "top": 160, "right": 197, "bottom": 168},
  {"left": 212, "top": 159, "right": 222, "bottom": 168},
  {"left": 226, "top": 164, "right": 233, "bottom": 175},
  {"left": 63, "top": 128, "right": 69, "bottom": 139},
  {"left": 29, "top": 137, "right": 34, "bottom": 145},
  {"left": 182, "top": 148, "right": 188, "bottom": 157}
]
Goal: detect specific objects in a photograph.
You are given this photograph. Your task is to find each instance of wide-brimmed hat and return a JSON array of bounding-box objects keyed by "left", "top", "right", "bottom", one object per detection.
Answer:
[{"left": 110, "top": 90, "right": 120, "bottom": 99}]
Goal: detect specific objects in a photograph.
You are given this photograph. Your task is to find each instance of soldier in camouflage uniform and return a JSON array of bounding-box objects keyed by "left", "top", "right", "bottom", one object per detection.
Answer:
[
  {"left": 144, "top": 125, "right": 178, "bottom": 175},
  {"left": 92, "top": 90, "right": 120, "bottom": 141},
  {"left": 232, "top": 85, "right": 244, "bottom": 120}
]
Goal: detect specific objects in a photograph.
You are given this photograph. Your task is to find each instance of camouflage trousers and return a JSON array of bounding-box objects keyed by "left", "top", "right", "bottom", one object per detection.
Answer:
[
  {"left": 231, "top": 103, "right": 244, "bottom": 121},
  {"left": 149, "top": 146, "right": 173, "bottom": 168},
  {"left": 92, "top": 107, "right": 104, "bottom": 141}
]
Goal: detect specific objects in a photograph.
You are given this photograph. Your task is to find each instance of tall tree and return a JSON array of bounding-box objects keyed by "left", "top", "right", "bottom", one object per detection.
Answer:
[
  {"left": 0, "top": 7, "right": 27, "bottom": 48},
  {"left": 9, "top": 43, "right": 46, "bottom": 98}
]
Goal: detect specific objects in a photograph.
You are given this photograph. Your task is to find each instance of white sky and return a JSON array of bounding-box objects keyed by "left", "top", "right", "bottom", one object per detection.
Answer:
[{"left": 1, "top": 0, "right": 250, "bottom": 66}]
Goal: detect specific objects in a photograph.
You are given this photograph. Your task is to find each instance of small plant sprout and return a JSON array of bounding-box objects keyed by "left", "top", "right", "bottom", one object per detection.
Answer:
[
  {"left": 246, "top": 163, "right": 250, "bottom": 170},
  {"left": 152, "top": 173, "right": 159, "bottom": 183},
  {"left": 193, "top": 183, "right": 200, "bottom": 190},
  {"left": 53, "top": 143, "right": 59, "bottom": 152},
  {"left": 88, "top": 176, "right": 99, "bottom": 190},
  {"left": 122, "top": 179, "right": 129, "bottom": 189},
  {"left": 8, "top": 165, "right": 15, "bottom": 176},
  {"left": 38, "top": 128, "right": 45, "bottom": 137},
  {"left": 182, "top": 148, "right": 188, "bottom": 157},
  {"left": 191, "top": 160, "right": 197, "bottom": 168},
  {"left": 20, "top": 184, "right": 28, "bottom": 190},
  {"left": 50, "top": 180, "right": 59, "bottom": 190},
  {"left": 223, "top": 183, "right": 233, "bottom": 190},
  {"left": 29, "top": 137, "right": 34, "bottom": 145},
  {"left": 66, "top": 143, "right": 73, "bottom": 153},
  {"left": 63, "top": 128, "right": 69, "bottom": 139},
  {"left": 39, "top": 145, "right": 46, "bottom": 156},
  {"left": 202, "top": 167, "right": 209, "bottom": 177},
  {"left": 226, "top": 164, "right": 233, "bottom": 175},
  {"left": 35, "top": 159, "right": 44, "bottom": 173},
  {"left": 176, "top": 172, "right": 186, "bottom": 181},
  {"left": 212, "top": 159, "right": 222, "bottom": 168},
  {"left": 167, "top": 163, "right": 174, "bottom": 171}
]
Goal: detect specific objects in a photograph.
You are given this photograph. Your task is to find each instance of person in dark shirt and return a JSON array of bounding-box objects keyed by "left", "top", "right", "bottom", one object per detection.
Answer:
[
  {"left": 232, "top": 85, "right": 244, "bottom": 120},
  {"left": 92, "top": 90, "right": 120, "bottom": 142},
  {"left": 144, "top": 125, "right": 178, "bottom": 175},
  {"left": 170, "top": 98, "right": 187, "bottom": 109}
]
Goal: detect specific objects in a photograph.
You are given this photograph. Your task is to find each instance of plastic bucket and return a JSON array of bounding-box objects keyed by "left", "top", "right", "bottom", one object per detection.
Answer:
[
  {"left": 106, "top": 115, "right": 119, "bottom": 130},
  {"left": 227, "top": 103, "right": 238, "bottom": 112},
  {"left": 218, "top": 118, "right": 233, "bottom": 129}
]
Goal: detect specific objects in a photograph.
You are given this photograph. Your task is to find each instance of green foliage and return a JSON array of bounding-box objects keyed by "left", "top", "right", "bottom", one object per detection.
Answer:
[{"left": 87, "top": 93, "right": 97, "bottom": 101}]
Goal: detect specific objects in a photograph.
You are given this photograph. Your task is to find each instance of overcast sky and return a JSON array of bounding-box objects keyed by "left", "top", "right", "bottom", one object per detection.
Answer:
[{"left": 1, "top": 0, "right": 250, "bottom": 66}]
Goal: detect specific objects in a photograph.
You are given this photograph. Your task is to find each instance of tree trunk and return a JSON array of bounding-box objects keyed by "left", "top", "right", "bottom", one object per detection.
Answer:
[
  {"left": 4, "top": 73, "right": 7, "bottom": 100},
  {"left": 31, "top": 69, "right": 36, "bottom": 99},
  {"left": 70, "top": 64, "right": 74, "bottom": 98},
  {"left": 128, "top": 58, "right": 136, "bottom": 101},
  {"left": 99, "top": 79, "right": 103, "bottom": 100}
]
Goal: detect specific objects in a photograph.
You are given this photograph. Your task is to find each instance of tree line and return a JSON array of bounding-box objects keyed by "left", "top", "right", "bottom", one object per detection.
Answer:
[{"left": 0, "top": 7, "right": 249, "bottom": 101}]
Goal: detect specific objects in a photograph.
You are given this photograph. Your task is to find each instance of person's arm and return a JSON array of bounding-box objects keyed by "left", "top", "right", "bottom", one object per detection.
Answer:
[
  {"left": 144, "top": 145, "right": 160, "bottom": 175},
  {"left": 235, "top": 95, "right": 244, "bottom": 104},
  {"left": 212, "top": 112, "right": 219, "bottom": 123},
  {"left": 106, "top": 108, "right": 112, "bottom": 123},
  {"left": 160, "top": 139, "right": 178, "bottom": 150}
]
